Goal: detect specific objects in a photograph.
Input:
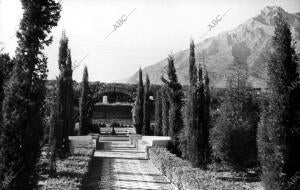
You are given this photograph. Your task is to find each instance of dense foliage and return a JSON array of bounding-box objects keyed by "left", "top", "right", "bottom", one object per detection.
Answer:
[
  {"left": 161, "top": 54, "right": 184, "bottom": 155},
  {"left": 0, "top": 54, "right": 14, "bottom": 104},
  {"left": 257, "top": 11, "right": 300, "bottom": 190},
  {"left": 142, "top": 74, "right": 151, "bottom": 135},
  {"left": 79, "top": 66, "right": 91, "bottom": 135},
  {"left": 0, "top": 0, "right": 60, "bottom": 189},
  {"left": 161, "top": 87, "right": 170, "bottom": 136},
  {"left": 0, "top": 54, "right": 14, "bottom": 125},
  {"left": 57, "top": 31, "right": 74, "bottom": 154},
  {"left": 149, "top": 148, "right": 260, "bottom": 190},
  {"left": 210, "top": 55, "right": 259, "bottom": 170},
  {"left": 183, "top": 40, "right": 210, "bottom": 168},
  {"left": 154, "top": 90, "right": 162, "bottom": 136},
  {"left": 134, "top": 68, "right": 144, "bottom": 134},
  {"left": 48, "top": 88, "right": 60, "bottom": 177},
  {"left": 38, "top": 146, "right": 94, "bottom": 189}
]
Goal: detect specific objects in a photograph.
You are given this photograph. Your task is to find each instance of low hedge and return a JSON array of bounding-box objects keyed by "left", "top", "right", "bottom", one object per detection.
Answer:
[
  {"left": 38, "top": 147, "right": 94, "bottom": 190},
  {"left": 149, "top": 148, "right": 260, "bottom": 190}
]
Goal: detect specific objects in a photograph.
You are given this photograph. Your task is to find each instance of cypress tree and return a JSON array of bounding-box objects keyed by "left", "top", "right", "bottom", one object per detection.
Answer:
[
  {"left": 142, "top": 74, "right": 151, "bottom": 135},
  {"left": 161, "top": 87, "right": 170, "bottom": 136},
  {"left": 180, "top": 40, "right": 197, "bottom": 160},
  {"left": 196, "top": 65, "right": 210, "bottom": 168},
  {"left": 58, "top": 31, "right": 68, "bottom": 71},
  {"left": 66, "top": 49, "right": 74, "bottom": 136},
  {"left": 134, "top": 68, "right": 144, "bottom": 134},
  {"left": 186, "top": 39, "right": 199, "bottom": 165},
  {"left": 257, "top": 11, "right": 300, "bottom": 190},
  {"left": 57, "top": 31, "right": 73, "bottom": 153},
  {"left": 48, "top": 86, "right": 61, "bottom": 177},
  {"left": 185, "top": 40, "right": 211, "bottom": 168},
  {"left": 56, "top": 74, "right": 64, "bottom": 155},
  {"left": 79, "top": 66, "right": 90, "bottom": 135},
  {"left": 161, "top": 54, "right": 184, "bottom": 154},
  {"left": 0, "top": 1, "right": 60, "bottom": 188},
  {"left": 154, "top": 90, "right": 162, "bottom": 136},
  {"left": 203, "top": 68, "right": 210, "bottom": 166}
]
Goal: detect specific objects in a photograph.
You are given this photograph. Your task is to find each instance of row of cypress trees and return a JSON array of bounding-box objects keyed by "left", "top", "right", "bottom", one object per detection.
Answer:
[
  {"left": 152, "top": 12, "right": 300, "bottom": 190},
  {"left": 152, "top": 41, "right": 210, "bottom": 165},
  {"left": 0, "top": 0, "right": 61, "bottom": 189},
  {"left": 48, "top": 31, "right": 92, "bottom": 176},
  {"left": 134, "top": 68, "right": 151, "bottom": 135},
  {"left": 184, "top": 39, "right": 210, "bottom": 168}
]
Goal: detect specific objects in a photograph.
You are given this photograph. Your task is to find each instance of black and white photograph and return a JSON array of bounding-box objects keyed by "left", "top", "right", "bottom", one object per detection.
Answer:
[{"left": 0, "top": 0, "right": 300, "bottom": 189}]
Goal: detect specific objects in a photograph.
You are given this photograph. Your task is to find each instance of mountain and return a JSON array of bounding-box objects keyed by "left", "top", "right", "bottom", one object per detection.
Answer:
[{"left": 127, "top": 6, "right": 300, "bottom": 88}]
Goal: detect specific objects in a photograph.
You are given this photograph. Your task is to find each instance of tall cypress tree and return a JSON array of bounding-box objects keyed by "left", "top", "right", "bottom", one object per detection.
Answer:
[
  {"left": 79, "top": 66, "right": 90, "bottom": 135},
  {"left": 142, "top": 74, "right": 151, "bottom": 135},
  {"left": 203, "top": 68, "right": 210, "bottom": 166},
  {"left": 154, "top": 90, "right": 162, "bottom": 136},
  {"left": 186, "top": 40, "right": 211, "bottom": 168},
  {"left": 257, "top": 11, "right": 300, "bottom": 190},
  {"left": 57, "top": 31, "right": 72, "bottom": 153},
  {"left": 56, "top": 75, "right": 64, "bottom": 155},
  {"left": 48, "top": 85, "right": 60, "bottom": 177},
  {"left": 58, "top": 31, "right": 68, "bottom": 71},
  {"left": 0, "top": 0, "right": 60, "bottom": 189},
  {"left": 161, "top": 55, "right": 184, "bottom": 154},
  {"left": 66, "top": 49, "right": 74, "bottom": 136},
  {"left": 48, "top": 103, "right": 57, "bottom": 177},
  {"left": 134, "top": 68, "right": 144, "bottom": 134},
  {"left": 186, "top": 39, "right": 199, "bottom": 164},
  {"left": 161, "top": 87, "right": 170, "bottom": 136}
]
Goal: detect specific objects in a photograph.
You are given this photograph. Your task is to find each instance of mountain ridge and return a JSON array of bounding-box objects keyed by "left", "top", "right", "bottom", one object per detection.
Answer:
[{"left": 126, "top": 6, "right": 300, "bottom": 88}]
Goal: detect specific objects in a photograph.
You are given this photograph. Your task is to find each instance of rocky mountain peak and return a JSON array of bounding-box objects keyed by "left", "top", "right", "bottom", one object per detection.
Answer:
[
  {"left": 126, "top": 6, "right": 300, "bottom": 88},
  {"left": 261, "top": 6, "right": 285, "bottom": 17}
]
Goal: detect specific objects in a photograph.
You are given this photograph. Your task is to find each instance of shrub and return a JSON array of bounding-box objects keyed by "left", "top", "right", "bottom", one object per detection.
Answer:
[
  {"left": 38, "top": 147, "right": 94, "bottom": 190},
  {"left": 148, "top": 148, "right": 259, "bottom": 190},
  {"left": 88, "top": 123, "right": 100, "bottom": 133},
  {"left": 110, "top": 122, "right": 120, "bottom": 128},
  {"left": 210, "top": 56, "right": 259, "bottom": 171}
]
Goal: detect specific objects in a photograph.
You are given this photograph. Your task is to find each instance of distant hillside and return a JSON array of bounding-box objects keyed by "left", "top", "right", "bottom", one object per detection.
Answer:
[{"left": 127, "top": 6, "right": 300, "bottom": 88}]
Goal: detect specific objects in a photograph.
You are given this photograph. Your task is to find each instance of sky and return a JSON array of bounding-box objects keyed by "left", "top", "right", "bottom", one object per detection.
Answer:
[{"left": 0, "top": 0, "right": 300, "bottom": 82}]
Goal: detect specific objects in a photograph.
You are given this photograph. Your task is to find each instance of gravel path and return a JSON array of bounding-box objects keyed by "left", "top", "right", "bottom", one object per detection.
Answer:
[{"left": 82, "top": 141, "right": 175, "bottom": 190}]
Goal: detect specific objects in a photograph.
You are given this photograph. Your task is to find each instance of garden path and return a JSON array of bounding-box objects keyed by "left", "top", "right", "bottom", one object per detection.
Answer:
[{"left": 81, "top": 140, "right": 175, "bottom": 190}]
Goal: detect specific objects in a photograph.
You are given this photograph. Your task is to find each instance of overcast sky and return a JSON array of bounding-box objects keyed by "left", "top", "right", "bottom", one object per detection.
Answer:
[{"left": 0, "top": 0, "right": 300, "bottom": 82}]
